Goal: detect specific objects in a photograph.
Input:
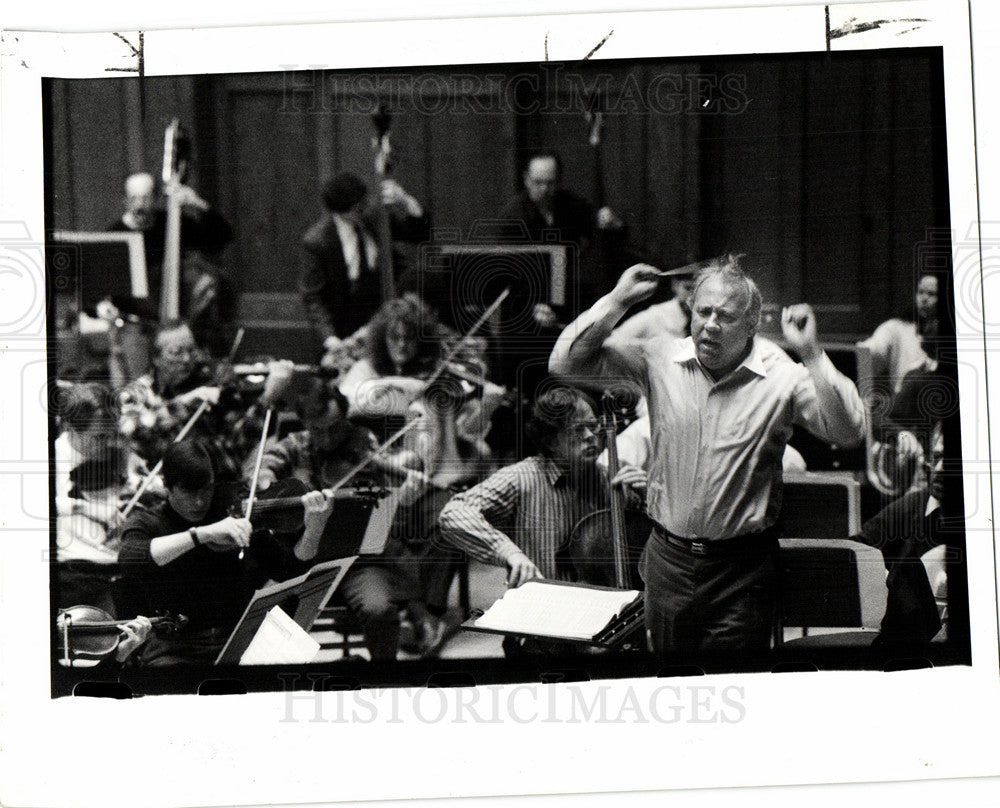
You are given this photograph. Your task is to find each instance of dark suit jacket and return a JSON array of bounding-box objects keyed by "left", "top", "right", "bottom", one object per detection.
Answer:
[{"left": 299, "top": 209, "right": 430, "bottom": 340}]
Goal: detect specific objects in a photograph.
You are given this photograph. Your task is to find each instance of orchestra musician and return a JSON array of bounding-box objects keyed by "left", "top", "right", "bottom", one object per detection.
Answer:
[
  {"left": 337, "top": 295, "right": 445, "bottom": 420},
  {"left": 54, "top": 382, "right": 147, "bottom": 612},
  {"left": 116, "top": 439, "right": 331, "bottom": 666},
  {"left": 247, "top": 375, "right": 443, "bottom": 660},
  {"left": 300, "top": 172, "right": 430, "bottom": 353},
  {"left": 437, "top": 385, "right": 646, "bottom": 655},
  {"left": 109, "top": 171, "right": 236, "bottom": 355},
  {"left": 549, "top": 258, "right": 866, "bottom": 655}
]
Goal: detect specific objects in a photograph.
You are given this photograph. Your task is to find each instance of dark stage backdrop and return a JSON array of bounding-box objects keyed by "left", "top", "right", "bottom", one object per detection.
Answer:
[{"left": 45, "top": 49, "right": 949, "bottom": 361}]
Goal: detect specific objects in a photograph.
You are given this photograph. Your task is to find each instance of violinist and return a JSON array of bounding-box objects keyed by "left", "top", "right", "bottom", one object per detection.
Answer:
[
  {"left": 116, "top": 439, "right": 330, "bottom": 666},
  {"left": 337, "top": 295, "right": 445, "bottom": 420},
  {"left": 117, "top": 318, "right": 293, "bottom": 475},
  {"left": 438, "top": 386, "right": 646, "bottom": 589},
  {"left": 247, "top": 375, "right": 440, "bottom": 660},
  {"left": 54, "top": 382, "right": 147, "bottom": 611}
]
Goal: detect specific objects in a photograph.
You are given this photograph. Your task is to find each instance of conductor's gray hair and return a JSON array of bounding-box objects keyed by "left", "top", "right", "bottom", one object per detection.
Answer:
[{"left": 691, "top": 253, "right": 762, "bottom": 332}]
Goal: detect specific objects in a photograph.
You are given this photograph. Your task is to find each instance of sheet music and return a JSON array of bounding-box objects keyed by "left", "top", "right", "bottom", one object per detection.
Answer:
[
  {"left": 238, "top": 605, "right": 320, "bottom": 666},
  {"left": 474, "top": 581, "right": 640, "bottom": 641}
]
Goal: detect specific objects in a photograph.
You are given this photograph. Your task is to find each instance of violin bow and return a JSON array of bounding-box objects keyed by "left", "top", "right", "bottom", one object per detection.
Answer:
[
  {"left": 240, "top": 406, "right": 274, "bottom": 560},
  {"left": 424, "top": 286, "right": 511, "bottom": 390},
  {"left": 119, "top": 398, "right": 212, "bottom": 520}
]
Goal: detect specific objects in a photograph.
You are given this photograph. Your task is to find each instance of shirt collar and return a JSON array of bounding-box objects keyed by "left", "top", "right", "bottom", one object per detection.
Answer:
[{"left": 672, "top": 335, "right": 767, "bottom": 379}]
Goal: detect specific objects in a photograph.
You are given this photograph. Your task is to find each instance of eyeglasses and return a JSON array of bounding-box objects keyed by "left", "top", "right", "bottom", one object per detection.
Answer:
[
  {"left": 566, "top": 421, "right": 600, "bottom": 438},
  {"left": 160, "top": 345, "right": 194, "bottom": 360}
]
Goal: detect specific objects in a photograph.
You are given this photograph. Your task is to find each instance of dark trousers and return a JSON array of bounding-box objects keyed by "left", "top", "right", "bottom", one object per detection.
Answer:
[
  {"left": 639, "top": 528, "right": 778, "bottom": 656},
  {"left": 336, "top": 562, "right": 422, "bottom": 661}
]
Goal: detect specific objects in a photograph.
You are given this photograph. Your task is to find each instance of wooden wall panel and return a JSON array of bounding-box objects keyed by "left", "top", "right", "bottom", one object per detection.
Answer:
[{"left": 47, "top": 50, "right": 948, "bottom": 356}]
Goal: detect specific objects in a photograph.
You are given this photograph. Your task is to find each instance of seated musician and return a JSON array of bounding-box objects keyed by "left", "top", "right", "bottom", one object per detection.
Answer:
[
  {"left": 437, "top": 386, "right": 646, "bottom": 653},
  {"left": 337, "top": 295, "right": 446, "bottom": 419},
  {"left": 118, "top": 318, "right": 294, "bottom": 476},
  {"left": 338, "top": 295, "right": 506, "bottom": 451},
  {"left": 872, "top": 329, "right": 944, "bottom": 495},
  {"left": 54, "top": 382, "right": 147, "bottom": 612},
  {"left": 117, "top": 439, "right": 332, "bottom": 666},
  {"left": 852, "top": 432, "right": 949, "bottom": 650},
  {"left": 390, "top": 377, "right": 493, "bottom": 621},
  {"left": 248, "top": 375, "right": 444, "bottom": 660}
]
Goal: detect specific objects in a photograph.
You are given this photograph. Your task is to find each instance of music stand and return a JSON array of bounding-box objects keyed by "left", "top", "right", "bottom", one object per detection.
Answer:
[
  {"left": 215, "top": 556, "right": 355, "bottom": 666},
  {"left": 50, "top": 230, "right": 149, "bottom": 307}
]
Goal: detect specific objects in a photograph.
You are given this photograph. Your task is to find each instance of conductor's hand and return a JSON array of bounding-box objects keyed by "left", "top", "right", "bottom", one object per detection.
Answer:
[
  {"left": 301, "top": 490, "right": 336, "bottom": 535},
  {"left": 506, "top": 551, "right": 543, "bottom": 588},
  {"left": 610, "top": 264, "right": 661, "bottom": 310},
  {"left": 781, "top": 304, "right": 822, "bottom": 363},
  {"left": 198, "top": 516, "right": 252, "bottom": 552}
]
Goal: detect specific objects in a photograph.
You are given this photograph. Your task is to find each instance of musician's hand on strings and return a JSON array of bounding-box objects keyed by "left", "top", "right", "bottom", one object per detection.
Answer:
[
  {"left": 198, "top": 516, "right": 252, "bottom": 552},
  {"left": 115, "top": 616, "right": 152, "bottom": 663},
  {"left": 596, "top": 205, "right": 623, "bottom": 230},
  {"left": 895, "top": 430, "right": 925, "bottom": 464},
  {"left": 610, "top": 264, "right": 661, "bottom": 310},
  {"left": 611, "top": 463, "right": 647, "bottom": 508},
  {"left": 301, "top": 490, "right": 336, "bottom": 536},
  {"left": 380, "top": 179, "right": 423, "bottom": 217},
  {"left": 781, "top": 304, "right": 821, "bottom": 363},
  {"left": 506, "top": 551, "right": 543, "bottom": 588},
  {"left": 189, "top": 273, "right": 218, "bottom": 318},
  {"left": 174, "top": 184, "right": 210, "bottom": 213}
]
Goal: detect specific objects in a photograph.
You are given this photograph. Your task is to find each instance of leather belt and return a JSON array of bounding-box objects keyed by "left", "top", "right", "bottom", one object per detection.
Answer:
[{"left": 653, "top": 524, "right": 777, "bottom": 557}]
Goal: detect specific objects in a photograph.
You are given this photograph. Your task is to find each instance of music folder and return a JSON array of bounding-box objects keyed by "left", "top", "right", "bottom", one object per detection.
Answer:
[
  {"left": 462, "top": 579, "right": 645, "bottom": 650},
  {"left": 215, "top": 556, "right": 356, "bottom": 666}
]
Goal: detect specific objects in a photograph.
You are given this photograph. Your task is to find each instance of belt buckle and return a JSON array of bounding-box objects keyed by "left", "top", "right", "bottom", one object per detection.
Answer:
[{"left": 690, "top": 540, "right": 707, "bottom": 556}]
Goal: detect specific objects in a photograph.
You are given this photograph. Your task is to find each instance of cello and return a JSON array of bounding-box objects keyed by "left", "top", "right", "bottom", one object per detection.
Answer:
[{"left": 561, "top": 395, "right": 651, "bottom": 590}]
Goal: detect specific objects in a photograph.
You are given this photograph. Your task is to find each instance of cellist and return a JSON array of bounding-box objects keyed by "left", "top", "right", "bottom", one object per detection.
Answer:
[{"left": 437, "top": 386, "right": 646, "bottom": 655}]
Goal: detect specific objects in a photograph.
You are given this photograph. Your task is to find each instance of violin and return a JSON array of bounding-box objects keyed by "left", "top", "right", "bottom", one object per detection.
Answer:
[
  {"left": 560, "top": 398, "right": 651, "bottom": 589},
  {"left": 221, "top": 477, "right": 391, "bottom": 535},
  {"left": 55, "top": 605, "right": 187, "bottom": 667}
]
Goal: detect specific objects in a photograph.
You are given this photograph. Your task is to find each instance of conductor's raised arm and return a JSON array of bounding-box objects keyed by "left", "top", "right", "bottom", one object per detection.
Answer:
[{"left": 548, "top": 264, "right": 661, "bottom": 382}]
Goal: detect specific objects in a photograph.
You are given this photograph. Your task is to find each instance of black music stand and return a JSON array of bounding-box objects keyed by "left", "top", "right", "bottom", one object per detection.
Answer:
[{"left": 215, "top": 556, "right": 355, "bottom": 666}]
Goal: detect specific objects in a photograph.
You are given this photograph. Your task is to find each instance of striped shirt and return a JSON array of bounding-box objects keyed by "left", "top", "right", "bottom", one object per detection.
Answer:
[{"left": 437, "top": 455, "right": 607, "bottom": 580}]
